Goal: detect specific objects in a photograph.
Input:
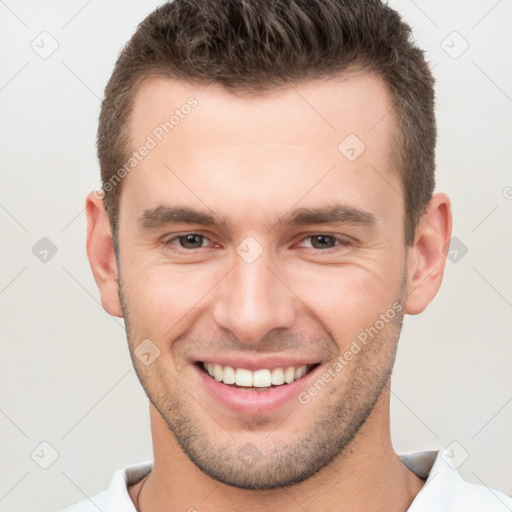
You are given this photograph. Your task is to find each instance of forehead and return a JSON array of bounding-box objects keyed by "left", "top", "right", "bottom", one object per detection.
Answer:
[
  {"left": 129, "top": 71, "right": 396, "bottom": 147},
  {"left": 121, "top": 72, "right": 401, "bottom": 228}
]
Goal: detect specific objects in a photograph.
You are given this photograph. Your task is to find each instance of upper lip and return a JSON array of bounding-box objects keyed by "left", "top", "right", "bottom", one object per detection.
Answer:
[{"left": 193, "top": 355, "right": 321, "bottom": 371}]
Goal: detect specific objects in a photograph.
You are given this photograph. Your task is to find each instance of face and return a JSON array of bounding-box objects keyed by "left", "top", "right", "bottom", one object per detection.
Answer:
[{"left": 116, "top": 73, "right": 409, "bottom": 489}]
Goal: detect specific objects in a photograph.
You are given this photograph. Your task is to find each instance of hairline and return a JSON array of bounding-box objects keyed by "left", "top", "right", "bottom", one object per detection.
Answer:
[{"left": 108, "top": 67, "right": 410, "bottom": 249}]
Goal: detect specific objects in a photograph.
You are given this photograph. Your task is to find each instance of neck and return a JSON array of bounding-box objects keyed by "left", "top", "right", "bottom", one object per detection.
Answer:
[{"left": 133, "top": 388, "right": 424, "bottom": 512}]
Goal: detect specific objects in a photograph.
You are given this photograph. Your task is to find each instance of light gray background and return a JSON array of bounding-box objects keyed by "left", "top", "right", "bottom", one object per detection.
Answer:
[{"left": 0, "top": 1, "right": 511, "bottom": 511}]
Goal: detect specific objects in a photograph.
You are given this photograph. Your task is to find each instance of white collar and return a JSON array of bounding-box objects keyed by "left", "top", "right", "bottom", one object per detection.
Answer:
[{"left": 98, "top": 450, "right": 511, "bottom": 511}]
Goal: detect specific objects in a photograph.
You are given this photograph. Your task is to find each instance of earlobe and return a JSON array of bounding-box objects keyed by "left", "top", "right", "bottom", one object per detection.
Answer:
[
  {"left": 404, "top": 193, "right": 452, "bottom": 315},
  {"left": 85, "top": 191, "right": 123, "bottom": 318}
]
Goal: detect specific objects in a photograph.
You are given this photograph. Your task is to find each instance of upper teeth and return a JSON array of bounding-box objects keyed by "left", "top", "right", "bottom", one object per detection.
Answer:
[{"left": 202, "top": 362, "right": 309, "bottom": 387}]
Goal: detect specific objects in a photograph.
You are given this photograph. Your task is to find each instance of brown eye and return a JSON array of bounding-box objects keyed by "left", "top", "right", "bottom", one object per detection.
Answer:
[
  {"left": 177, "top": 234, "right": 205, "bottom": 249},
  {"left": 309, "top": 235, "right": 337, "bottom": 249}
]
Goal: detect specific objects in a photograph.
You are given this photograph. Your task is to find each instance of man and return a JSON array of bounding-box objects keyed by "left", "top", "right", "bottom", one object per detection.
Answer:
[{"left": 62, "top": 0, "right": 512, "bottom": 510}]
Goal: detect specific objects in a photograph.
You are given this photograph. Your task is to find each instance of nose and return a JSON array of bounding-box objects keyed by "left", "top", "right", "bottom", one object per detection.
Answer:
[{"left": 211, "top": 248, "right": 297, "bottom": 345}]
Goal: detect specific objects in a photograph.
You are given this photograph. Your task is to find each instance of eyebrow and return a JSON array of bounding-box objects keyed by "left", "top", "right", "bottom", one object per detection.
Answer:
[
  {"left": 137, "top": 206, "right": 225, "bottom": 230},
  {"left": 278, "top": 205, "right": 377, "bottom": 228},
  {"left": 137, "top": 204, "right": 377, "bottom": 231}
]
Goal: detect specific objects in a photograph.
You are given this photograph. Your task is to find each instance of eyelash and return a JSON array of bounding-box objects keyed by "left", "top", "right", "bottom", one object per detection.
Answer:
[{"left": 162, "top": 233, "right": 352, "bottom": 252}]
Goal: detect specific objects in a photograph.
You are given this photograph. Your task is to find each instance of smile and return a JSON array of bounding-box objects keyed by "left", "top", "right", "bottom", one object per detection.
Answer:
[
  {"left": 191, "top": 352, "right": 325, "bottom": 415},
  {"left": 200, "top": 361, "right": 316, "bottom": 390}
]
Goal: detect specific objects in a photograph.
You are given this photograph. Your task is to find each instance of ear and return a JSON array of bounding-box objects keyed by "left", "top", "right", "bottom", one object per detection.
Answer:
[
  {"left": 404, "top": 193, "right": 452, "bottom": 315},
  {"left": 85, "top": 191, "right": 123, "bottom": 317}
]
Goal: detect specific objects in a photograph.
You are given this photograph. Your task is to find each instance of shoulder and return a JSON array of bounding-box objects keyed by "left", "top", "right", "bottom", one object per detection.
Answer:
[
  {"left": 58, "top": 461, "right": 153, "bottom": 512},
  {"left": 405, "top": 450, "right": 512, "bottom": 511},
  {"left": 442, "top": 474, "right": 512, "bottom": 510}
]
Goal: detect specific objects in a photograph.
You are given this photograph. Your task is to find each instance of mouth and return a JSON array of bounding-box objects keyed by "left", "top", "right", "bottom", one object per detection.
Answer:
[
  {"left": 197, "top": 361, "right": 320, "bottom": 391},
  {"left": 189, "top": 355, "right": 325, "bottom": 418}
]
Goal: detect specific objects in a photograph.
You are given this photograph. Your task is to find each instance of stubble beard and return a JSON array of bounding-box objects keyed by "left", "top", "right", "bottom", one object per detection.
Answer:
[{"left": 118, "top": 271, "right": 406, "bottom": 490}]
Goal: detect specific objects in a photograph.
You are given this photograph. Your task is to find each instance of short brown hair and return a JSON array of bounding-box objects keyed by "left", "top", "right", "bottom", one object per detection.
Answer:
[{"left": 97, "top": 0, "right": 436, "bottom": 247}]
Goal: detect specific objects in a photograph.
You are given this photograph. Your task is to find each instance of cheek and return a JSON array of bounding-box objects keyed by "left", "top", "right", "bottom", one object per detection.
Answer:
[
  {"left": 283, "top": 262, "right": 403, "bottom": 344},
  {"left": 122, "top": 262, "right": 220, "bottom": 338}
]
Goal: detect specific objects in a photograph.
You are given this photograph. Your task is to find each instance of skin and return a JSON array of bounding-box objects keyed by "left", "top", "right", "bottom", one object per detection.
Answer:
[{"left": 86, "top": 71, "right": 452, "bottom": 511}]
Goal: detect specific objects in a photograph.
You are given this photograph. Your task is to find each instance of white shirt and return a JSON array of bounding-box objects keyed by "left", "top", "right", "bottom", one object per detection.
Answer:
[{"left": 60, "top": 450, "right": 512, "bottom": 511}]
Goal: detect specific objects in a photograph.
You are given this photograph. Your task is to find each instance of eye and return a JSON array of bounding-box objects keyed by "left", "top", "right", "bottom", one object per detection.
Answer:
[
  {"left": 299, "top": 234, "right": 350, "bottom": 250},
  {"left": 164, "top": 233, "right": 211, "bottom": 250},
  {"left": 179, "top": 234, "right": 205, "bottom": 249},
  {"left": 308, "top": 235, "right": 337, "bottom": 249}
]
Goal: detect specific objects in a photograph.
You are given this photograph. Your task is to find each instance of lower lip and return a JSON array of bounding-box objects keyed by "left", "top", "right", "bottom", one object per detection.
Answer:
[{"left": 193, "top": 363, "right": 321, "bottom": 415}]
